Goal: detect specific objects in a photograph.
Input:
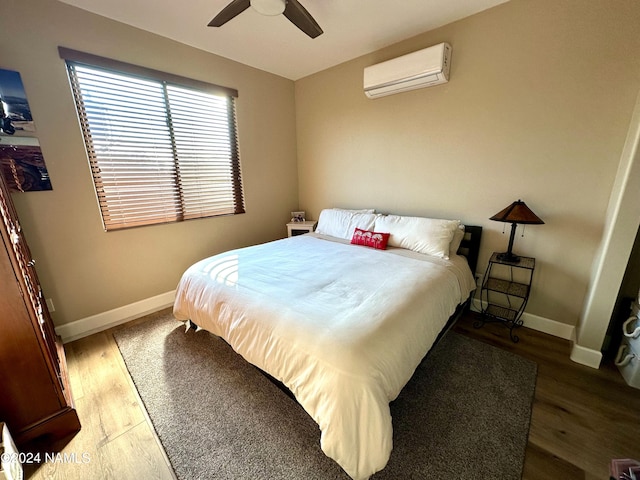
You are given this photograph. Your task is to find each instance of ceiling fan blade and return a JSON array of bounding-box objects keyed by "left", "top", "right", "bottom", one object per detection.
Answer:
[
  {"left": 208, "top": 0, "right": 251, "bottom": 27},
  {"left": 283, "top": 0, "right": 323, "bottom": 38}
]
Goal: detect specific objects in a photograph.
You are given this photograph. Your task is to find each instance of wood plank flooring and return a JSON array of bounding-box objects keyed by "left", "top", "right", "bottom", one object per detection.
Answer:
[
  {"left": 24, "top": 308, "right": 640, "bottom": 479},
  {"left": 24, "top": 310, "right": 176, "bottom": 480},
  {"left": 454, "top": 313, "right": 640, "bottom": 480}
]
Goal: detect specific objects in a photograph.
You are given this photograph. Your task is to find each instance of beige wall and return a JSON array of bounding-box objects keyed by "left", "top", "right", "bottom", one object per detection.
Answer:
[
  {"left": 2, "top": 0, "right": 639, "bottom": 334},
  {"left": 295, "top": 0, "right": 640, "bottom": 327},
  {"left": 0, "top": 0, "right": 298, "bottom": 325}
]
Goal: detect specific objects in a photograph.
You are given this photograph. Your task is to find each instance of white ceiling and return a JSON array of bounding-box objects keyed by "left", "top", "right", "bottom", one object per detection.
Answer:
[{"left": 57, "top": 0, "right": 509, "bottom": 80}]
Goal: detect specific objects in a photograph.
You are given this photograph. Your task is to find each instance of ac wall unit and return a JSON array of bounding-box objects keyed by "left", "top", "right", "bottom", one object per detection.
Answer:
[{"left": 363, "top": 42, "right": 452, "bottom": 99}]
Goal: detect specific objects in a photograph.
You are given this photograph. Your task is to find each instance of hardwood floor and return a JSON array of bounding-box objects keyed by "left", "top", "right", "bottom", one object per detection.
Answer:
[
  {"left": 23, "top": 308, "right": 640, "bottom": 479},
  {"left": 24, "top": 310, "right": 176, "bottom": 480},
  {"left": 454, "top": 312, "right": 640, "bottom": 480}
]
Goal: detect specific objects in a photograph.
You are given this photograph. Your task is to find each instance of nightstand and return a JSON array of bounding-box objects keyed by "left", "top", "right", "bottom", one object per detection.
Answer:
[
  {"left": 287, "top": 220, "right": 317, "bottom": 237},
  {"left": 474, "top": 252, "right": 535, "bottom": 342}
]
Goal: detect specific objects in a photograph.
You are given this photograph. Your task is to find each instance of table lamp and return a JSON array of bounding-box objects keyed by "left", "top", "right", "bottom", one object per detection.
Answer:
[{"left": 490, "top": 199, "right": 544, "bottom": 262}]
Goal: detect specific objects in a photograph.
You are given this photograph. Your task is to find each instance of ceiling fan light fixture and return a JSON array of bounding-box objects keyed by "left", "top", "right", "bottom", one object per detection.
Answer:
[
  {"left": 209, "top": 0, "right": 322, "bottom": 39},
  {"left": 250, "top": 0, "right": 286, "bottom": 16}
]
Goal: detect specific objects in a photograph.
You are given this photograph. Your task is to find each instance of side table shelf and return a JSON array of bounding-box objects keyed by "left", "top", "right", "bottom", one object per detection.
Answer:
[{"left": 475, "top": 252, "right": 535, "bottom": 342}]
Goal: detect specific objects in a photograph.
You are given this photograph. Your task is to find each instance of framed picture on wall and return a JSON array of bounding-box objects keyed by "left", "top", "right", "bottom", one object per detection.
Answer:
[
  {"left": 0, "top": 68, "right": 52, "bottom": 191},
  {"left": 0, "top": 69, "right": 36, "bottom": 136},
  {"left": 0, "top": 142, "right": 52, "bottom": 192}
]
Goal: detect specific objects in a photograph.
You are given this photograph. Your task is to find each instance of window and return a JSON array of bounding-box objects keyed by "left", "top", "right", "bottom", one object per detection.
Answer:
[{"left": 60, "top": 48, "right": 245, "bottom": 231}]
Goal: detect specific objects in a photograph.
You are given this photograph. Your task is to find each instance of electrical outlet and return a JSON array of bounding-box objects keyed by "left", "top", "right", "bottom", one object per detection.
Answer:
[
  {"left": 474, "top": 273, "right": 483, "bottom": 286},
  {"left": 46, "top": 298, "right": 55, "bottom": 312}
]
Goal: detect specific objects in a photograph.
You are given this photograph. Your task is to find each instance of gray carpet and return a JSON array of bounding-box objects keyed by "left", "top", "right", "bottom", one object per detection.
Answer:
[{"left": 114, "top": 312, "right": 537, "bottom": 479}]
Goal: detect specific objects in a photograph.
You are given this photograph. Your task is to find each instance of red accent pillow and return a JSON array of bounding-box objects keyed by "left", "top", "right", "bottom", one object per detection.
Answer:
[{"left": 351, "top": 228, "right": 391, "bottom": 250}]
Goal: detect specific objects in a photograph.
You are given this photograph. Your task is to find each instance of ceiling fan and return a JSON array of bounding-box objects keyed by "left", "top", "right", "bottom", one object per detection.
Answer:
[{"left": 208, "top": 0, "right": 323, "bottom": 39}]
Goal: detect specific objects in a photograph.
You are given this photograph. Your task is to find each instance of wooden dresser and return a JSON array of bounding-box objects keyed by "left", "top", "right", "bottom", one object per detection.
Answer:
[{"left": 0, "top": 172, "right": 80, "bottom": 447}]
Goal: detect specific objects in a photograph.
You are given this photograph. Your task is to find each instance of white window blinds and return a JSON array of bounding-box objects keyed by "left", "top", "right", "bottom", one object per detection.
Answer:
[{"left": 61, "top": 48, "right": 244, "bottom": 231}]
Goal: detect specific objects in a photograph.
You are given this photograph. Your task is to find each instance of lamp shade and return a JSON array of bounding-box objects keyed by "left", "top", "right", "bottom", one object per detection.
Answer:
[
  {"left": 490, "top": 200, "right": 544, "bottom": 225},
  {"left": 490, "top": 200, "right": 544, "bottom": 262}
]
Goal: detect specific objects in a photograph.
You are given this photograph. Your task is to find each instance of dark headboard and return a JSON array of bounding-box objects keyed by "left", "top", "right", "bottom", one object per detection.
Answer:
[{"left": 457, "top": 225, "right": 482, "bottom": 276}]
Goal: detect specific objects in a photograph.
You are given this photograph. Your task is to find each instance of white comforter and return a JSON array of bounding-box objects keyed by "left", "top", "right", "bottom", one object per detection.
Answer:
[{"left": 173, "top": 233, "right": 475, "bottom": 479}]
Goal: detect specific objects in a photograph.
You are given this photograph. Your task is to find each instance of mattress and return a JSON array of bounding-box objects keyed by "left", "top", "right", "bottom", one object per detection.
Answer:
[{"left": 173, "top": 232, "right": 476, "bottom": 479}]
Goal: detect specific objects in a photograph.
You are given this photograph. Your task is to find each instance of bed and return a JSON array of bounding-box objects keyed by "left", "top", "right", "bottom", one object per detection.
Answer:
[{"left": 173, "top": 209, "right": 482, "bottom": 480}]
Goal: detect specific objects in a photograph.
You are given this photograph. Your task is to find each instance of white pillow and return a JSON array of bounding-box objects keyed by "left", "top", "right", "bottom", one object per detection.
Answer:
[
  {"left": 332, "top": 207, "right": 376, "bottom": 214},
  {"left": 316, "top": 209, "right": 378, "bottom": 240},
  {"left": 374, "top": 215, "right": 461, "bottom": 259},
  {"left": 449, "top": 225, "right": 465, "bottom": 257}
]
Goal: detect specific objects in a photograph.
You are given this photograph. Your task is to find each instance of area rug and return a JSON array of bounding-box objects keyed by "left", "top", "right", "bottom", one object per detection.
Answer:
[{"left": 114, "top": 312, "right": 537, "bottom": 479}]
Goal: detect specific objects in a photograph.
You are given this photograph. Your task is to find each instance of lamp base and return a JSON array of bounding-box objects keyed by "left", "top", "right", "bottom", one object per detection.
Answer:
[{"left": 496, "top": 251, "right": 520, "bottom": 263}]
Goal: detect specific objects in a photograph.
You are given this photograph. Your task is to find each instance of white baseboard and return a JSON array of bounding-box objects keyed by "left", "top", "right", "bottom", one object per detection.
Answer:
[
  {"left": 521, "top": 311, "right": 575, "bottom": 340},
  {"left": 470, "top": 298, "right": 605, "bottom": 368},
  {"left": 55, "top": 290, "right": 176, "bottom": 344},
  {"left": 470, "top": 298, "right": 575, "bottom": 340},
  {"left": 569, "top": 330, "right": 603, "bottom": 369},
  {"left": 569, "top": 343, "right": 603, "bottom": 369}
]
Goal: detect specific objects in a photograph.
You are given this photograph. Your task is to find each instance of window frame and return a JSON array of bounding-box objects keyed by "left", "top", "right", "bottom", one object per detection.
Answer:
[{"left": 59, "top": 47, "right": 245, "bottom": 231}]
